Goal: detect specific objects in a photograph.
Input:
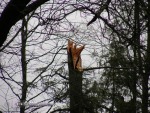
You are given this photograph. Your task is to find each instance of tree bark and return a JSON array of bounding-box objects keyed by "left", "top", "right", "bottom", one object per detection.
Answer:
[{"left": 68, "top": 47, "right": 83, "bottom": 113}]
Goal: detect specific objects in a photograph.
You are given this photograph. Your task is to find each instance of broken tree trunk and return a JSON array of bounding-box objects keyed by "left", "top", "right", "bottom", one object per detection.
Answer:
[{"left": 67, "top": 40, "right": 84, "bottom": 113}]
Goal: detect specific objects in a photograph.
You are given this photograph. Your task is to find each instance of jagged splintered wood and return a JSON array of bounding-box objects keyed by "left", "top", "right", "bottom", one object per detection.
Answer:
[
  {"left": 67, "top": 40, "right": 84, "bottom": 71},
  {"left": 67, "top": 40, "right": 84, "bottom": 113}
]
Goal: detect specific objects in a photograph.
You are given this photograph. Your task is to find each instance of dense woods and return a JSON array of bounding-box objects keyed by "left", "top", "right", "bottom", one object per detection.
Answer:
[{"left": 0, "top": 0, "right": 149, "bottom": 113}]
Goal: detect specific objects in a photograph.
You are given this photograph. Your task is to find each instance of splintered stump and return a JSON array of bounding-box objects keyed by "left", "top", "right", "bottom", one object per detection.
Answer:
[{"left": 67, "top": 40, "right": 84, "bottom": 113}]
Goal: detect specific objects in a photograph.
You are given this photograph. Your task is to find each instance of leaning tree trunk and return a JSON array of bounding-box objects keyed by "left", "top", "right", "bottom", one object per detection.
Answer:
[{"left": 67, "top": 40, "right": 84, "bottom": 113}]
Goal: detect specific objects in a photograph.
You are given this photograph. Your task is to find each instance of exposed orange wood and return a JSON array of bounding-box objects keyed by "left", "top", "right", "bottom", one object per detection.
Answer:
[{"left": 67, "top": 40, "right": 84, "bottom": 71}]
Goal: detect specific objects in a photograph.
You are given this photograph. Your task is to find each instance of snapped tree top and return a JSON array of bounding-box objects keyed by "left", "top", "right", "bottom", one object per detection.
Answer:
[{"left": 67, "top": 40, "right": 84, "bottom": 72}]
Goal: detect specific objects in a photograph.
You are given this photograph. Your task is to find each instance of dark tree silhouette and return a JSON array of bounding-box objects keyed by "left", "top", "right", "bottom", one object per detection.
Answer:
[{"left": 0, "top": 0, "right": 48, "bottom": 47}]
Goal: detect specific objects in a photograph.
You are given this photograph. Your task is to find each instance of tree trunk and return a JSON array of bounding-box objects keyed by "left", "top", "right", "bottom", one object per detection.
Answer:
[
  {"left": 132, "top": 0, "right": 141, "bottom": 112},
  {"left": 68, "top": 45, "right": 83, "bottom": 113},
  {"left": 142, "top": 1, "right": 150, "bottom": 113},
  {"left": 142, "top": 1, "right": 150, "bottom": 112},
  {"left": 20, "top": 18, "right": 27, "bottom": 113}
]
